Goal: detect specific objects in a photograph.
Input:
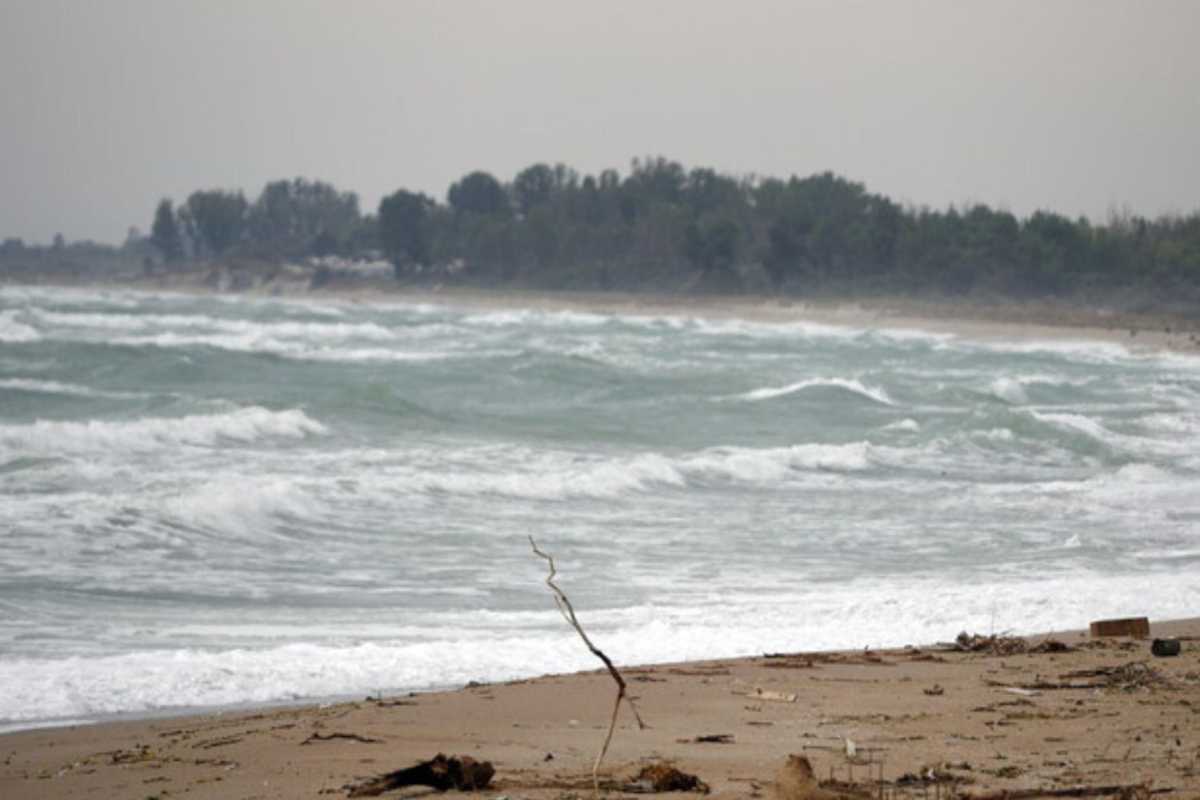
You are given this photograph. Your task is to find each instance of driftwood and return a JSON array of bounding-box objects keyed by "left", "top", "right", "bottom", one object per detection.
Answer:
[
  {"left": 300, "top": 731, "right": 382, "bottom": 745},
  {"left": 962, "top": 784, "right": 1168, "bottom": 800},
  {"left": 530, "top": 537, "right": 647, "bottom": 798},
  {"left": 740, "top": 687, "right": 799, "bottom": 703},
  {"left": 345, "top": 753, "right": 494, "bottom": 797},
  {"left": 679, "top": 733, "right": 734, "bottom": 744},
  {"left": 985, "top": 678, "right": 1103, "bottom": 691}
]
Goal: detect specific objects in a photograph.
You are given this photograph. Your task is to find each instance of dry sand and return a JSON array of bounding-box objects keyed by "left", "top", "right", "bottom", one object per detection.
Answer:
[{"left": 2, "top": 620, "right": 1197, "bottom": 799}]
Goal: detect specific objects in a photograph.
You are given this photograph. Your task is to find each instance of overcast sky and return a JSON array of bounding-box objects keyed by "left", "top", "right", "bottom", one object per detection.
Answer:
[{"left": 2, "top": 0, "right": 1199, "bottom": 244}]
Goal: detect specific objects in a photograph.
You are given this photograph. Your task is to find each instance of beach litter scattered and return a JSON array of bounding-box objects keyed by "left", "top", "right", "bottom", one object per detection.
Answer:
[
  {"left": 344, "top": 753, "right": 494, "bottom": 797},
  {"left": 625, "top": 762, "right": 710, "bottom": 794},
  {"left": 948, "top": 632, "right": 1072, "bottom": 656}
]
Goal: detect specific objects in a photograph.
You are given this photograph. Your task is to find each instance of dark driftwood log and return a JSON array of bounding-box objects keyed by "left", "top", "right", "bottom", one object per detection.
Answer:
[{"left": 346, "top": 753, "right": 494, "bottom": 797}]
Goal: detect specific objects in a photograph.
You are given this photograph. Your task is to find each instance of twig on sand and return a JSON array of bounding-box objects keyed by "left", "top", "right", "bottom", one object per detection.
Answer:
[{"left": 530, "top": 536, "right": 647, "bottom": 798}]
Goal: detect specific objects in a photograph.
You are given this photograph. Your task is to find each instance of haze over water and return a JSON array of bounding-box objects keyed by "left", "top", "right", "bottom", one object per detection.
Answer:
[{"left": 1, "top": 285, "right": 1198, "bottom": 728}]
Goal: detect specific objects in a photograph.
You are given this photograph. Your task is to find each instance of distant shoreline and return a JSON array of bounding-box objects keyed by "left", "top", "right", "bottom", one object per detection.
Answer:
[{"left": 10, "top": 272, "right": 1200, "bottom": 355}]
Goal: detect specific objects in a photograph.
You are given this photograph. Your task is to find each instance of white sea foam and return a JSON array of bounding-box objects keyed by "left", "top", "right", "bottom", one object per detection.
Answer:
[
  {"left": 166, "top": 476, "right": 329, "bottom": 535},
  {"left": 870, "top": 327, "right": 956, "bottom": 345},
  {"left": 0, "top": 407, "right": 327, "bottom": 457},
  {"left": 96, "top": 331, "right": 483, "bottom": 363},
  {"left": 1029, "top": 410, "right": 1192, "bottom": 459},
  {"left": 968, "top": 338, "right": 1136, "bottom": 363},
  {"left": 32, "top": 309, "right": 396, "bottom": 341},
  {"left": 366, "top": 441, "right": 875, "bottom": 502},
  {"left": 1030, "top": 411, "right": 1123, "bottom": 445},
  {"left": 736, "top": 377, "right": 894, "bottom": 405},
  {"left": 988, "top": 377, "right": 1028, "bottom": 404},
  {"left": 464, "top": 308, "right": 610, "bottom": 328},
  {"left": 691, "top": 316, "right": 862, "bottom": 340},
  {"left": 0, "top": 378, "right": 126, "bottom": 398},
  {"left": 0, "top": 310, "right": 41, "bottom": 342},
  {"left": 1, "top": 572, "right": 1195, "bottom": 725},
  {"left": 883, "top": 418, "right": 921, "bottom": 432},
  {"left": 985, "top": 372, "right": 1099, "bottom": 405}
]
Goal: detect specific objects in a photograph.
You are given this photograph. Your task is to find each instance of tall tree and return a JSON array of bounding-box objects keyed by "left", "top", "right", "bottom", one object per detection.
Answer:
[
  {"left": 447, "top": 171, "right": 508, "bottom": 216},
  {"left": 150, "top": 199, "right": 183, "bottom": 262},
  {"left": 512, "top": 163, "right": 556, "bottom": 216},
  {"left": 248, "top": 178, "right": 360, "bottom": 257},
  {"left": 378, "top": 189, "right": 433, "bottom": 273},
  {"left": 184, "top": 190, "right": 247, "bottom": 256}
]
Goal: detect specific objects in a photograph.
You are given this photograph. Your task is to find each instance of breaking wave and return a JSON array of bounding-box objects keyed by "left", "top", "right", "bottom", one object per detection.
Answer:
[
  {"left": 381, "top": 442, "right": 875, "bottom": 501},
  {"left": 0, "top": 378, "right": 128, "bottom": 398},
  {"left": 736, "top": 377, "right": 894, "bottom": 405},
  {"left": 32, "top": 309, "right": 396, "bottom": 340},
  {"left": 0, "top": 407, "right": 327, "bottom": 457},
  {"left": 0, "top": 310, "right": 40, "bottom": 343}
]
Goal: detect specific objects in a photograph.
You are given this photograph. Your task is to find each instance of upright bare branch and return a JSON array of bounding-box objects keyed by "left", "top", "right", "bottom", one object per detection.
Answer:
[{"left": 530, "top": 536, "right": 646, "bottom": 797}]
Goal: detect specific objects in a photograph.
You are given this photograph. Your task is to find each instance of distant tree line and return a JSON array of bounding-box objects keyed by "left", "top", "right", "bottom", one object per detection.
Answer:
[
  {"left": 370, "top": 158, "right": 1200, "bottom": 302},
  {"left": 149, "top": 178, "right": 367, "bottom": 263},
  {"left": 4, "top": 159, "right": 1200, "bottom": 306}
]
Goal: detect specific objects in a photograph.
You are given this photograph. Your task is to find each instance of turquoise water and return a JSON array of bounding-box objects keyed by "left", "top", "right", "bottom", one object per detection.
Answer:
[{"left": 1, "top": 284, "right": 1197, "bottom": 727}]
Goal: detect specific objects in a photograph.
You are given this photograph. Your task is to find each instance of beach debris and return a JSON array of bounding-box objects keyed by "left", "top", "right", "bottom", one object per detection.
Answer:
[
  {"left": 1053, "top": 661, "right": 1172, "bottom": 691},
  {"left": 1151, "top": 638, "right": 1181, "bottom": 657},
  {"left": 1089, "top": 616, "right": 1150, "bottom": 639},
  {"left": 923, "top": 684, "right": 945, "bottom": 696},
  {"left": 763, "top": 658, "right": 819, "bottom": 669},
  {"left": 951, "top": 632, "right": 1030, "bottom": 656},
  {"left": 344, "top": 753, "right": 494, "bottom": 797},
  {"left": 624, "top": 762, "right": 710, "bottom": 794},
  {"left": 530, "top": 536, "right": 647, "bottom": 799},
  {"left": 110, "top": 745, "right": 159, "bottom": 765},
  {"left": 669, "top": 665, "right": 732, "bottom": 676},
  {"left": 678, "top": 733, "right": 735, "bottom": 744},
  {"left": 300, "top": 732, "right": 382, "bottom": 745},
  {"left": 742, "top": 687, "right": 799, "bottom": 703},
  {"left": 896, "top": 762, "right": 974, "bottom": 786},
  {"left": 370, "top": 698, "right": 418, "bottom": 707},
  {"left": 984, "top": 662, "right": 1173, "bottom": 692},
  {"left": 773, "top": 754, "right": 872, "bottom": 800}
]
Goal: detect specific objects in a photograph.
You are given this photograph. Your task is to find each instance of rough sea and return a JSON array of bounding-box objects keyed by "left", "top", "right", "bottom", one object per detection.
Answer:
[{"left": 1, "top": 284, "right": 1197, "bottom": 731}]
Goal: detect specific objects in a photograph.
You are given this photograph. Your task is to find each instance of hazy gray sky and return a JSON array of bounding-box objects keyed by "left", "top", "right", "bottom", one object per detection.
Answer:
[{"left": 2, "top": 0, "right": 1199, "bottom": 244}]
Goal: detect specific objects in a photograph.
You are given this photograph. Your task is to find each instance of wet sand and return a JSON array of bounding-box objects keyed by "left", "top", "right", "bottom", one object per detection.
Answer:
[{"left": 2, "top": 620, "right": 1197, "bottom": 799}]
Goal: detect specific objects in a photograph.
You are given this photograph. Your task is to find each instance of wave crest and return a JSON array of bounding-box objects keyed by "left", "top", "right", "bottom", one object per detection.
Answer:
[
  {"left": 736, "top": 377, "right": 893, "bottom": 405},
  {"left": 0, "top": 407, "right": 327, "bottom": 457}
]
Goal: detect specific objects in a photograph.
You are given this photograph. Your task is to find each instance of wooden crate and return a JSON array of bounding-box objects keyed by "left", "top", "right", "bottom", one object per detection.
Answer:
[{"left": 1089, "top": 616, "right": 1150, "bottom": 638}]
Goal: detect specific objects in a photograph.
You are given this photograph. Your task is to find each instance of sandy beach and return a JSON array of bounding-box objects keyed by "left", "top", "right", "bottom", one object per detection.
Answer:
[{"left": 1, "top": 620, "right": 1197, "bottom": 799}]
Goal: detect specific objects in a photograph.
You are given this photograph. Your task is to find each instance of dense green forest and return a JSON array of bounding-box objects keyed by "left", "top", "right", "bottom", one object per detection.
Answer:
[{"left": 5, "top": 158, "right": 1200, "bottom": 306}]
